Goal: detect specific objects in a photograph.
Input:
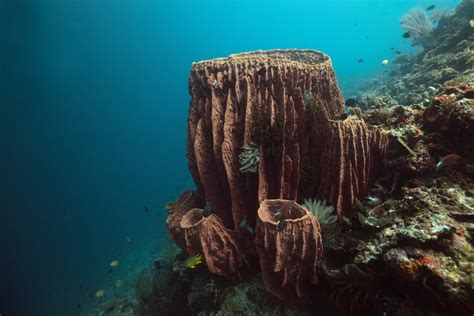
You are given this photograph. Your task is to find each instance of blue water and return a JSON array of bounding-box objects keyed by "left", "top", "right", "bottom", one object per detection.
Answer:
[{"left": 1, "top": 0, "right": 459, "bottom": 314}]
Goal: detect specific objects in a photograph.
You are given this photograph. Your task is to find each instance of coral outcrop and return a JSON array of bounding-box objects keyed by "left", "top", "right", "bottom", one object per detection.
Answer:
[
  {"left": 186, "top": 49, "right": 387, "bottom": 226},
  {"left": 179, "top": 208, "right": 251, "bottom": 281},
  {"left": 255, "top": 199, "right": 323, "bottom": 303}
]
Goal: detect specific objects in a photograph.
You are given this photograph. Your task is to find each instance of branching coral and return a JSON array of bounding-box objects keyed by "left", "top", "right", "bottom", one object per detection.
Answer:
[
  {"left": 303, "top": 198, "right": 337, "bottom": 227},
  {"left": 239, "top": 143, "right": 260, "bottom": 173},
  {"left": 401, "top": 8, "right": 434, "bottom": 48}
]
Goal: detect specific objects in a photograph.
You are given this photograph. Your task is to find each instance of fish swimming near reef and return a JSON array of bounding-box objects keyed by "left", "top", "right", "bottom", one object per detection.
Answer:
[
  {"left": 144, "top": 206, "right": 150, "bottom": 213},
  {"left": 184, "top": 254, "right": 204, "bottom": 269},
  {"left": 110, "top": 260, "right": 119, "bottom": 268},
  {"left": 470, "top": 19, "right": 474, "bottom": 28},
  {"left": 426, "top": 4, "right": 435, "bottom": 11},
  {"left": 114, "top": 279, "right": 122, "bottom": 288},
  {"left": 203, "top": 202, "right": 213, "bottom": 217},
  {"left": 277, "top": 218, "right": 287, "bottom": 231},
  {"left": 239, "top": 218, "right": 254, "bottom": 235},
  {"left": 403, "top": 31, "right": 411, "bottom": 38},
  {"left": 345, "top": 98, "right": 359, "bottom": 107},
  {"left": 381, "top": 59, "right": 389, "bottom": 65},
  {"left": 395, "top": 50, "right": 401, "bottom": 55},
  {"left": 436, "top": 154, "right": 461, "bottom": 171},
  {"left": 364, "top": 196, "right": 383, "bottom": 207},
  {"left": 357, "top": 59, "right": 364, "bottom": 63},
  {"left": 165, "top": 202, "right": 176, "bottom": 212},
  {"left": 95, "top": 289, "right": 105, "bottom": 298}
]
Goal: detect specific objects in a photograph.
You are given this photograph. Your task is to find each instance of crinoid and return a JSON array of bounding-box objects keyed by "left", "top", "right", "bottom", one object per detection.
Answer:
[
  {"left": 303, "top": 198, "right": 337, "bottom": 227},
  {"left": 239, "top": 143, "right": 260, "bottom": 173}
]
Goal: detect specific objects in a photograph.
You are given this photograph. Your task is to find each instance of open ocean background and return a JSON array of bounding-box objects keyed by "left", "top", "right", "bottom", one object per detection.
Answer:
[{"left": 1, "top": 0, "right": 459, "bottom": 314}]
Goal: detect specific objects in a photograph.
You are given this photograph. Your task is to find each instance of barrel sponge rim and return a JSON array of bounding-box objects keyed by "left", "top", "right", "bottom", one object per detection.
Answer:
[{"left": 192, "top": 49, "right": 331, "bottom": 67}]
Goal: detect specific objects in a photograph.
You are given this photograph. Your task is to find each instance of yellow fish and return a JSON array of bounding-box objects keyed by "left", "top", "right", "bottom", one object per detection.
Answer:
[
  {"left": 110, "top": 260, "right": 119, "bottom": 267},
  {"left": 95, "top": 289, "right": 105, "bottom": 298},
  {"left": 165, "top": 202, "right": 176, "bottom": 212},
  {"left": 114, "top": 279, "right": 122, "bottom": 288},
  {"left": 184, "top": 253, "right": 204, "bottom": 269}
]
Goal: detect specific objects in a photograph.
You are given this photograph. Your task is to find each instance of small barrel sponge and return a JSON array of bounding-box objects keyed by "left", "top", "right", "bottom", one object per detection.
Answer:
[
  {"left": 180, "top": 208, "right": 250, "bottom": 281},
  {"left": 255, "top": 199, "right": 323, "bottom": 303},
  {"left": 166, "top": 190, "right": 203, "bottom": 249}
]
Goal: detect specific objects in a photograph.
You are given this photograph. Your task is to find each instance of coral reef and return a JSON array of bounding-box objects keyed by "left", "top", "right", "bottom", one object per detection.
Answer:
[
  {"left": 255, "top": 199, "right": 323, "bottom": 303},
  {"left": 401, "top": 8, "right": 434, "bottom": 48},
  {"left": 356, "top": 0, "right": 474, "bottom": 106}
]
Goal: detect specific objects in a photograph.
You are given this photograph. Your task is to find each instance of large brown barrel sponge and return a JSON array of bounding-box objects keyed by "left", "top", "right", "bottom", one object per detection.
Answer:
[
  {"left": 255, "top": 199, "right": 323, "bottom": 303},
  {"left": 186, "top": 49, "right": 387, "bottom": 227},
  {"left": 166, "top": 190, "right": 203, "bottom": 249},
  {"left": 179, "top": 208, "right": 250, "bottom": 281}
]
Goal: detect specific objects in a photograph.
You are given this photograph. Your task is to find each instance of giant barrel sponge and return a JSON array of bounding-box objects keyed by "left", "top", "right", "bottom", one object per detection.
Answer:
[{"left": 168, "top": 49, "right": 387, "bottom": 298}]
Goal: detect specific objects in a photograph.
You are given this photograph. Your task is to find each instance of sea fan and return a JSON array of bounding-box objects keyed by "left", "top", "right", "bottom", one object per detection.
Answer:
[
  {"left": 401, "top": 8, "right": 434, "bottom": 49},
  {"left": 303, "top": 198, "right": 337, "bottom": 227},
  {"left": 239, "top": 143, "right": 259, "bottom": 173}
]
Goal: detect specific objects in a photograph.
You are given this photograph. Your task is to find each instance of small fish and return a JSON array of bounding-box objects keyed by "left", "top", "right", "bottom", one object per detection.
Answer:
[
  {"left": 357, "top": 59, "right": 364, "bottom": 63},
  {"left": 390, "top": 47, "right": 395, "bottom": 50},
  {"left": 107, "top": 268, "right": 113, "bottom": 274},
  {"left": 470, "top": 19, "right": 474, "bottom": 28},
  {"left": 365, "top": 196, "right": 383, "bottom": 207},
  {"left": 110, "top": 260, "right": 119, "bottom": 268},
  {"left": 345, "top": 98, "right": 359, "bottom": 107},
  {"left": 274, "top": 208, "right": 281, "bottom": 217},
  {"left": 354, "top": 22, "right": 358, "bottom": 26},
  {"left": 114, "top": 279, "right": 122, "bottom": 288},
  {"left": 364, "top": 34, "right": 368, "bottom": 39},
  {"left": 403, "top": 32, "right": 411, "bottom": 38},
  {"left": 395, "top": 50, "right": 401, "bottom": 55},
  {"left": 381, "top": 59, "right": 389, "bottom": 66},
  {"left": 436, "top": 154, "right": 461, "bottom": 171},
  {"left": 239, "top": 218, "right": 254, "bottom": 235},
  {"left": 144, "top": 206, "right": 150, "bottom": 213},
  {"left": 165, "top": 202, "right": 176, "bottom": 212},
  {"left": 277, "top": 218, "right": 287, "bottom": 231},
  {"left": 426, "top": 4, "right": 435, "bottom": 11},
  {"left": 245, "top": 224, "right": 254, "bottom": 235},
  {"left": 95, "top": 289, "right": 105, "bottom": 298},
  {"left": 203, "top": 202, "right": 213, "bottom": 217},
  {"left": 184, "top": 253, "right": 204, "bottom": 269},
  {"left": 124, "top": 236, "right": 132, "bottom": 243}
]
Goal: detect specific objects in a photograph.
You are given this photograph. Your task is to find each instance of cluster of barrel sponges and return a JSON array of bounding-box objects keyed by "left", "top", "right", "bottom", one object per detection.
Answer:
[
  {"left": 167, "top": 190, "right": 323, "bottom": 303},
  {"left": 166, "top": 49, "right": 389, "bottom": 303}
]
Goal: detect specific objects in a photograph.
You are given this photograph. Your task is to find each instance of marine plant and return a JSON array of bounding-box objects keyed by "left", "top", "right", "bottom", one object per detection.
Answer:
[
  {"left": 239, "top": 143, "right": 260, "bottom": 173},
  {"left": 401, "top": 8, "right": 434, "bottom": 49},
  {"left": 303, "top": 198, "right": 337, "bottom": 227}
]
